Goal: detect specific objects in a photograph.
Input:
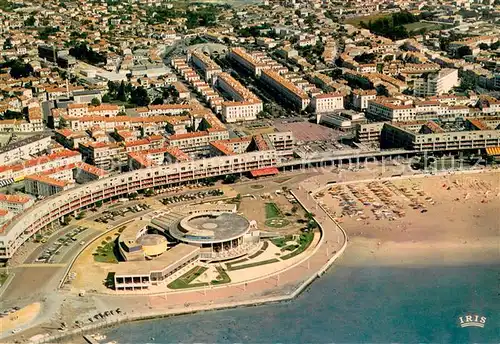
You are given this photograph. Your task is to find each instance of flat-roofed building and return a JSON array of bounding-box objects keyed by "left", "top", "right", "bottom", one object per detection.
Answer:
[
  {"left": 318, "top": 113, "right": 352, "bottom": 130},
  {"left": 79, "top": 142, "right": 126, "bottom": 170},
  {"left": 266, "top": 131, "right": 296, "bottom": 151},
  {"left": 414, "top": 68, "right": 459, "bottom": 97},
  {"left": 382, "top": 121, "right": 500, "bottom": 151},
  {"left": 356, "top": 122, "right": 386, "bottom": 145},
  {"left": 114, "top": 244, "right": 200, "bottom": 290},
  {"left": 0, "top": 134, "right": 51, "bottom": 166}
]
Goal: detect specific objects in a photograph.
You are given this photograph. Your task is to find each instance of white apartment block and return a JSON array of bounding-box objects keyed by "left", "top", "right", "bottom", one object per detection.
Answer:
[
  {"left": 0, "top": 134, "right": 51, "bottom": 166},
  {"left": 222, "top": 101, "right": 262, "bottom": 123},
  {"left": 367, "top": 99, "right": 484, "bottom": 122},
  {"left": 215, "top": 72, "right": 263, "bottom": 123},
  {"left": 67, "top": 104, "right": 121, "bottom": 118},
  {"left": 414, "top": 68, "right": 459, "bottom": 97},
  {"left": 311, "top": 93, "right": 344, "bottom": 114},
  {"left": 0, "top": 119, "right": 44, "bottom": 133},
  {"left": 167, "top": 130, "right": 230, "bottom": 151},
  {"left": 136, "top": 104, "right": 192, "bottom": 117},
  {"left": 352, "top": 90, "right": 377, "bottom": 110}
]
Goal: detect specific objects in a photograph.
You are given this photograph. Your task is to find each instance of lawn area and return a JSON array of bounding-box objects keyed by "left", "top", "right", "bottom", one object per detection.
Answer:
[
  {"left": 281, "top": 244, "right": 299, "bottom": 252},
  {"left": 281, "top": 232, "right": 315, "bottom": 260},
  {"left": 344, "top": 13, "right": 391, "bottom": 27},
  {"left": 93, "top": 239, "right": 120, "bottom": 264},
  {"left": 211, "top": 266, "right": 231, "bottom": 285},
  {"left": 270, "top": 235, "right": 294, "bottom": 248},
  {"left": 227, "top": 258, "right": 280, "bottom": 271},
  {"left": 168, "top": 266, "right": 209, "bottom": 289},
  {"left": 403, "top": 21, "right": 441, "bottom": 32},
  {"left": 265, "top": 202, "right": 282, "bottom": 219}
]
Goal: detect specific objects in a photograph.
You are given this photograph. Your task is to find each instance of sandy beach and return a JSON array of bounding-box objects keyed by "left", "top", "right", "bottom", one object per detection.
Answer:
[{"left": 317, "top": 171, "right": 500, "bottom": 267}]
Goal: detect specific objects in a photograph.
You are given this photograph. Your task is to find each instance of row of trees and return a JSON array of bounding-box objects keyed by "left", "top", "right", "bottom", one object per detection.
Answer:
[
  {"left": 148, "top": 4, "right": 226, "bottom": 28},
  {"left": 479, "top": 41, "right": 500, "bottom": 51},
  {"left": 106, "top": 81, "right": 150, "bottom": 106}
]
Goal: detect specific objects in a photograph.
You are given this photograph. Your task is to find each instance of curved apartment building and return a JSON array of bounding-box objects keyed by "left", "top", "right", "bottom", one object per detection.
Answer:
[{"left": 0, "top": 150, "right": 277, "bottom": 260}]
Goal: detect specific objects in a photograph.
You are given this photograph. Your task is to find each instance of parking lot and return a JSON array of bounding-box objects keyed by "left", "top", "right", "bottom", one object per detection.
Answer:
[
  {"left": 94, "top": 203, "right": 151, "bottom": 223},
  {"left": 161, "top": 189, "right": 224, "bottom": 205},
  {"left": 35, "top": 226, "right": 88, "bottom": 264}
]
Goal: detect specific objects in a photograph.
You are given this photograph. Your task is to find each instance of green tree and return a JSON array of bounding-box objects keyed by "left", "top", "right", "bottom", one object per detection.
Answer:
[
  {"left": 130, "top": 86, "right": 150, "bottom": 106},
  {"left": 151, "top": 97, "right": 163, "bottom": 105},
  {"left": 24, "top": 15, "right": 36, "bottom": 26},
  {"left": 91, "top": 97, "right": 101, "bottom": 106},
  {"left": 457, "top": 46, "right": 473, "bottom": 58},
  {"left": 479, "top": 43, "right": 489, "bottom": 50},
  {"left": 305, "top": 212, "right": 315, "bottom": 221},
  {"left": 223, "top": 174, "right": 239, "bottom": 184},
  {"left": 59, "top": 116, "right": 69, "bottom": 128},
  {"left": 107, "top": 80, "right": 117, "bottom": 96},
  {"left": 117, "top": 81, "right": 127, "bottom": 102},
  {"left": 3, "top": 37, "right": 12, "bottom": 50},
  {"left": 3, "top": 110, "right": 24, "bottom": 120},
  {"left": 8, "top": 60, "right": 33, "bottom": 79}
]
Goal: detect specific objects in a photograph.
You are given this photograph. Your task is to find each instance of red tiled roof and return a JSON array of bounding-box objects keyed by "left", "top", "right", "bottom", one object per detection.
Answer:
[
  {"left": 250, "top": 167, "right": 279, "bottom": 177},
  {"left": 0, "top": 194, "right": 32, "bottom": 204}
]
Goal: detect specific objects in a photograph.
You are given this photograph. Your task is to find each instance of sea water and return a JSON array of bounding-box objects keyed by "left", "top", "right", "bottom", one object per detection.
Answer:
[{"left": 105, "top": 252, "right": 499, "bottom": 343}]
